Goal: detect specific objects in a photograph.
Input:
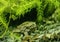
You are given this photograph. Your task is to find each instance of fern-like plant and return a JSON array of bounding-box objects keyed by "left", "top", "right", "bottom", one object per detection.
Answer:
[{"left": 0, "top": 0, "right": 60, "bottom": 42}]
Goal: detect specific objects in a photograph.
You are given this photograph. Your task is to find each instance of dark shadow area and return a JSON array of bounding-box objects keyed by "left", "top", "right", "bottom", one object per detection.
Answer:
[{"left": 9, "top": 8, "right": 37, "bottom": 27}]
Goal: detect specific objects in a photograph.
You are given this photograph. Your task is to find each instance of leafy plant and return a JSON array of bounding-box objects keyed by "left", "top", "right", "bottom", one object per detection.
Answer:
[{"left": 0, "top": 0, "right": 60, "bottom": 42}]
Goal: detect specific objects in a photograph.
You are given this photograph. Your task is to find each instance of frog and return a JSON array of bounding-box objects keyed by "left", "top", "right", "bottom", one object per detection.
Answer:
[
  {"left": 13, "top": 21, "right": 37, "bottom": 34},
  {"left": 13, "top": 21, "right": 38, "bottom": 42}
]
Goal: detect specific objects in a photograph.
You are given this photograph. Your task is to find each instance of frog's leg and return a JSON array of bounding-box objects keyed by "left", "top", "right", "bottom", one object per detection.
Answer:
[{"left": 23, "top": 32, "right": 32, "bottom": 42}]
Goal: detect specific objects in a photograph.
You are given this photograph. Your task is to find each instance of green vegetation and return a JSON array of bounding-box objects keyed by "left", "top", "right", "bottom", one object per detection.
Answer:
[{"left": 0, "top": 0, "right": 60, "bottom": 42}]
